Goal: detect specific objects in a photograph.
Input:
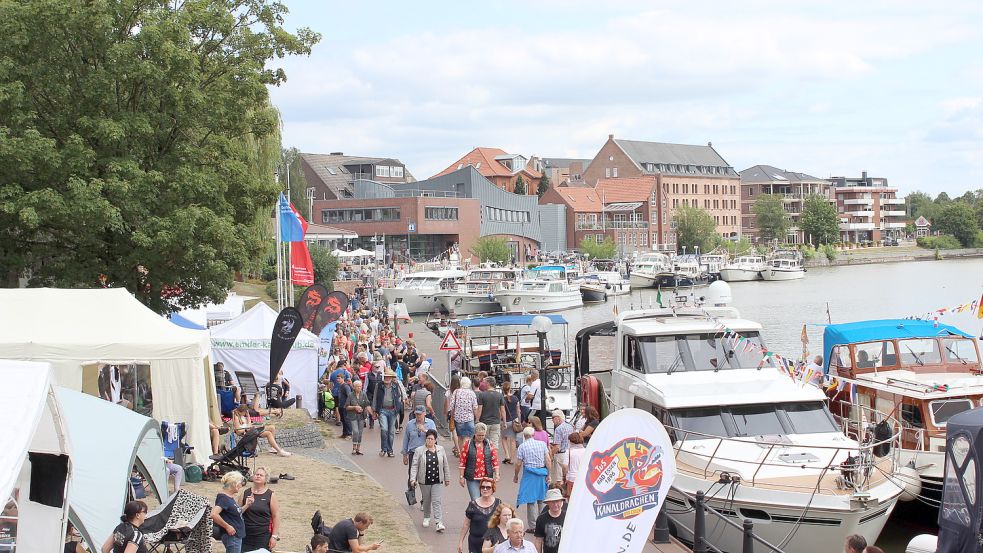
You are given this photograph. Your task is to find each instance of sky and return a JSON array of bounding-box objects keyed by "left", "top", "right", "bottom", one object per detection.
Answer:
[{"left": 267, "top": 1, "right": 983, "bottom": 197}]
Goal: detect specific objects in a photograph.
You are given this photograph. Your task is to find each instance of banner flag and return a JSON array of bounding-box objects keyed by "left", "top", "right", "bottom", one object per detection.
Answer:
[
  {"left": 290, "top": 241, "right": 315, "bottom": 286},
  {"left": 278, "top": 193, "right": 305, "bottom": 242},
  {"left": 316, "top": 321, "right": 339, "bottom": 379},
  {"left": 270, "top": 307, "right": 303, "bottom": 383},
  {"left": 558, "top": 408, "right": 676, "bottom": 553},
  {"left": 298, "top": 284, "right": 330, "bottom": 331},
  {"left": 978, "top": 293, "right": 983, "bottom": 319},
  {"left": 314, "top": 291, "right": 349, "bottom": 335}
]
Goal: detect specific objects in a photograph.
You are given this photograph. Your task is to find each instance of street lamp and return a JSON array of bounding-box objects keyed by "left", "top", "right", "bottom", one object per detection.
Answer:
[{"left": 531, "top": 315, "right": 553, "bottom": 418}]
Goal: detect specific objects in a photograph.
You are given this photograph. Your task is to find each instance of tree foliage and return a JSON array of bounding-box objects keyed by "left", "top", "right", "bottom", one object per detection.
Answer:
[
  {"left": 470, "top": 236, "right": 512, "bottom": 265},
  {"left": 0, "top": 1, "right": 320, "bottom": 312},
  {"left": 282, "top": 146, "right": 311, "bottom": 220},
  {"left": 933, "top": 202, "right": 979, "bottom": 247},
  {"left": 309, "top": 245, "right": 339, "bottom": 286},
  {"left": 579, "top": 237, "right": 617, "bottom": 260},
  {"left": 799, "top": 194, "right": 840, "bottom": 246},
  {"left": 752, "top": 194, "right": 790, "bottom": 242},
  {"left": 905, "top": 191, "right": 935, "bottom": 221},
  {"left": 537, "top": 172, "right": 550, "bottom": 197},
  {"left": 673, "top": 205, "right": 717, "bottom": 253},
  {"left": 513, "top": 175, "right": 526, "bottom": 195}
]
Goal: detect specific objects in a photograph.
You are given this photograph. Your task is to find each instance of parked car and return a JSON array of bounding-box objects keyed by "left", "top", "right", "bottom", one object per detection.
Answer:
[{"left": 883, "top": 238, "right": 899, "bottom": 246}]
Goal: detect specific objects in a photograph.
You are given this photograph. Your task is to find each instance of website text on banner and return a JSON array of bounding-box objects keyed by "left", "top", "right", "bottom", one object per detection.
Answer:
[{"left": 558, "top": 408, "right": 676, "bottom": 553}]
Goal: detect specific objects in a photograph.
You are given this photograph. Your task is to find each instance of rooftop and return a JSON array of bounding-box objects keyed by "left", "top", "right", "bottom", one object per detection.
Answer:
[
  {"left": 739, "top": 164, "right": 826, "bottom": 184},
  {"left": 301, "top": 152, "right": 415, "bottom": 198},
  {"left": 612, "top": 137, "right": 738, "bottom": 177},
  {"left": 595, "top": 176, "right": 657, "bottom": 203},
  {"left": 432, "top": 147, "right": 542, "bottom": 180}
]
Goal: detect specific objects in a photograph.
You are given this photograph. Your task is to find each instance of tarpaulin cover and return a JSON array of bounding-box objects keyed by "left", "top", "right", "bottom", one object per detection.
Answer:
[
  {"left": 936, "top": 406, "right": 983, "bottom": 553},
  {"left": 0, "top": 360, "right": 56, "bottom": 508},
  {"left": 168, "top": 312, "right": 206, "bottom": 330},
  {"left": 456, "top": 314, "right": 568, "bottom": 328},
  {"left": 822, "top": 318, "right": 970, "bottom": 372}
]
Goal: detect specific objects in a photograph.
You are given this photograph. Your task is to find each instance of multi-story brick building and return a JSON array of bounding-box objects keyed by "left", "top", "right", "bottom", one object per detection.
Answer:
[
  {"left": 540, "top": 157, "right": 591, "bottom": 187},
  {"left": 300, "top": 152, "right": 416, "bottom": 200},
  {"left": 581, "top": 135, "right": 741, "bottom": 252},
  {"left": 739, "top": 165, "right": 830, "bottom": 244},
  {"left": 432, "top": 147, "right": 542, "bottom": 195},
  {"left": 829, "top": 171, "right": 905, "bottom": 244}
]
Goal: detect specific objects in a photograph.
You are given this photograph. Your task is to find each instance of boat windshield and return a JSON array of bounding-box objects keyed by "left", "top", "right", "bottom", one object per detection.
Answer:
[
  {"left": 899, "top": 338, "right": 942, "bottom": 366},
  {"left": 672, "top": 402, "right": 838, "bottom": 439},
  {"left": 944, "top": 338, "right": 980, "bottom": 365},
  {"left": 929, "top": 399, "right": 974, "bottom": 426},
  {"left": 625, "top": 331, "right": 768, "bottom": 373}
]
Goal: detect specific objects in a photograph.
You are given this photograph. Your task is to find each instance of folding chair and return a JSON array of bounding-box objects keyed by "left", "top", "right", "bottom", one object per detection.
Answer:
[
  {"left": 217, "top": 388, "right": 237, "bottom": 418},
  {"left": 234, "top": 370, "right": 263, "bottom": 408},
  {"left": 160, "top": 421, "right": 192, "bottom": 492}
]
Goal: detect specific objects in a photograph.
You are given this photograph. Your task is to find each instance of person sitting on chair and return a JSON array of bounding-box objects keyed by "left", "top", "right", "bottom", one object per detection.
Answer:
[
  {"left": 267, "top": 371, "right": 296, "bottom": 413},
  {"left": 215, "top": 362, "right": 241, "bottom": 404},
  {"left": 232, "top": 404, "right": 292, "bottom": 457}
]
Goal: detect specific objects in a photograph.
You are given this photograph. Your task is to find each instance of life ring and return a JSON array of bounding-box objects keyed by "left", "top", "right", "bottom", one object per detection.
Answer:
[{"left": 579, "top": 375, "right": 601, "bottom": 413}]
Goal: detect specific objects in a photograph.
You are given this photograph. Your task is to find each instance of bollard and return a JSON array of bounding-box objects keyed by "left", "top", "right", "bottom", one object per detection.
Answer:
[
  {"left": 654, "top": 506, "right": 670, "bottom": 543},
  {"left": 694, "top": 490, "right": 707, "bottom": 553},
  {"left": 742, "top": 519, "right": 754, "bottom": 553},
  {"left": 295, "top": 395, "right": 303, "bottom": 410}
]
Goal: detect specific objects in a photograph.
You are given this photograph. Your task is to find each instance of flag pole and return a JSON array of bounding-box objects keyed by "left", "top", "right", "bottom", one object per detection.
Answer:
[
  {"left": 275, "top": 192, "right": 284, "bottom": 311},
  {"left": 287, "top": 166, "right": 294, "bottom": 306}
]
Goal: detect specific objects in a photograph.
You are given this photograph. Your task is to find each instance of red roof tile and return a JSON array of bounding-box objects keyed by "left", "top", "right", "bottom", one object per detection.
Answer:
[
  {"left": 547, "top": 187, "right": 603, "bottom": 212},
  {"left": 595, "top": 177, "right": 657, "bottom": 203},
  {"left": 432, "top": 147, "right": 512, "bottom": 178}
]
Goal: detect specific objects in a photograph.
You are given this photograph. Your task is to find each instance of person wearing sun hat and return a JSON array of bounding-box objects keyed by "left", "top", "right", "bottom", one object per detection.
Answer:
[
  {"left": 534, "top": 488, "right": 566, "bottom": 553},
  {"left": 372, "top": 367, "right": 405, "bottom": 457}
]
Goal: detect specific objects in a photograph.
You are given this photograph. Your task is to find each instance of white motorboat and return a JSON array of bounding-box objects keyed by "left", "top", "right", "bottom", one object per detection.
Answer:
[
  {"left": 575, "top": 285, "right": 903, "bottom": 553},
  {"left": 762, "top": 251, "right": 805, "bottom": 281},
  {"left": 494, "top": 265, "right": 583, "bottom": 313},
  {"left": 629, "top": 252, "right": 673, "bottom": 288},
  {"left": 719, "top": 255, "right": 766, "bottom": 282},
  {"left": 434, "top": 267, "right": 523, "bottom": 316},
  {"left": 580, "top": 271, "right": 630, "bottom": 302},
  {"left": 699, "top": 254, "right": 727, "bottom": 282},
  {"left": 380, "top": 269, "right": 466, "bottom": 314}
]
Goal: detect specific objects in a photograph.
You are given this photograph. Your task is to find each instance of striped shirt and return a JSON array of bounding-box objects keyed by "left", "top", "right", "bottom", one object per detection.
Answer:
[
  {"left": 551, "top": 421, "right": 573, "bottom": 453},
  {"left": 516, "top": 438, "right": 548, "bottom": 468}
]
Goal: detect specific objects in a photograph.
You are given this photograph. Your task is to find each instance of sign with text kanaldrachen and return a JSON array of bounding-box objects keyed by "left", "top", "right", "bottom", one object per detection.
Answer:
[{"left": 558, "top": 408, "right": 676, "bottom": 553}]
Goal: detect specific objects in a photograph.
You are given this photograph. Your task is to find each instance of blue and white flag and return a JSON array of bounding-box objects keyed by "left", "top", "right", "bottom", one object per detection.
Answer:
[{"left": 278, "top": 192, "right": 305, "bottom": 242}]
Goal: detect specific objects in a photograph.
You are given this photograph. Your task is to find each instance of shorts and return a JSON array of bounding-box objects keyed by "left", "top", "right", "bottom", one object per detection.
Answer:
[{"left": 455, "top": 420, "right": 475, "bottom": 438}]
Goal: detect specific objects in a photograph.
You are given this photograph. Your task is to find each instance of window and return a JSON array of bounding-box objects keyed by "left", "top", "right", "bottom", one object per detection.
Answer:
[
  {"left": 322, "top": 208, "right": 400, "bottom": 223},
  {"left": 901, "top": 404, "right": 924, "bottom": 428},
  {"left": 605, "top": 168, "right": 611, "bottom": 178},
  {"left": 930, "top": 399, "right": 974, "bottom": 426},
  {"left": 783, "top": 402, "right": 838, "bottom": 434},
  {"left": 392, "top": 166, "right": 404, "bottom": 178},
  {"left": 425, "top": 207, "right": 458, "bottom": 220},
  {"left": 683, "top": 183, "right": 688, "bottom": 193},
  {"left": 853, "top": 341, "right": 897, "bottom": 369},
  {"left": 899, "top": 339, "right": 942, "bottom": 366},
  {"left": 612, "top": 167, "right": 618, "bottom": 177},
  {"left": 944, "top": 338, "right": 979, "bottom": 365},
  {"left": 375, "top": 165, "right": 391, "bottom": 177},
  {"left": 731, "top": 405, "right": 785, "bottom": 437},
  {"left": 673, "top": 407, "right": 729, "bottom": 438}
]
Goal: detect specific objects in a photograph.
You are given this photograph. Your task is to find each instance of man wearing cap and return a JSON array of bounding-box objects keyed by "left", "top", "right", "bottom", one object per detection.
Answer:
[
  {"left": 549, "top": 410, "right": 573, "bottom": 484},
  {"left": 402, "top": 405, "right": 436, "bottom": 491},
  {"left": 534, "top": 489, "right": 566, "bottom": 553},
  {"left": 373, "top": 367, "right": 405, "bottom": 457}
]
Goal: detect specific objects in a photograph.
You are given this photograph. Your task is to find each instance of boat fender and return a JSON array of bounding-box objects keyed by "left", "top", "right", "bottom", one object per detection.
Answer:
[
  {"left": 872, "top": 420, "right": 892, "bottom": 457},
  {"left": 896, "top": 465, "right": 922, "bottom": 502}
]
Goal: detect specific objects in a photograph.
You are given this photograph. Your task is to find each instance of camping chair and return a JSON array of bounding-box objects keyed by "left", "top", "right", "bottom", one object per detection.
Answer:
[
  {"left": 217, "top": 388, "right": 237, "bottom": 418},
  {"left": 208, "top": 427, "right": 260, "bottom": 478},
  {"left": 161, "top": 421, "right": 192, "bottom": 491},
  {"left": 142, "top": 489, "right": 210, "bottom": 553},
  {"left": 235, "top": 370, "right": 263, "bottom": 409}
]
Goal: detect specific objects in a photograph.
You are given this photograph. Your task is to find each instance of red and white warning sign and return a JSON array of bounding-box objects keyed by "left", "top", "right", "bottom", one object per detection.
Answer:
[{"left": 439, "top": 330, "right": 462, "bottom": 351}]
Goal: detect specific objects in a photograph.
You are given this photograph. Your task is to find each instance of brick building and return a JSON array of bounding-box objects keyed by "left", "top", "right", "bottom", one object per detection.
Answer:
[
  {"left": 581, "top": 135, "right": 741, "bottom": 252},
  {"left": 432, "top": 147, "right": 542, "bottom": 195},
  {"left": 300, "top": 152, "right": 416, "bottom": 200},
  {"left": 739, "top": 165, "right": 830, "bottom": 244},
  {"left": 829, "top": 172, "right": 905, "bottom": 243},
  {"left": 540, "top": 157, "right": 591, "bottom": 187}
]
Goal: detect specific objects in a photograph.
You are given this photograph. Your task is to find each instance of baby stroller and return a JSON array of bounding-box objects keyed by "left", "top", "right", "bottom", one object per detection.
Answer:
[{"left": 207, "top": 427, "right": 261, "bottom": 479}]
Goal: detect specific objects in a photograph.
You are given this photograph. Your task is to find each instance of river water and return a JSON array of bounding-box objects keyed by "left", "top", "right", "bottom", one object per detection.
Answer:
[{"left": 557, "top": 257, "right": 983, "bottom": 552}]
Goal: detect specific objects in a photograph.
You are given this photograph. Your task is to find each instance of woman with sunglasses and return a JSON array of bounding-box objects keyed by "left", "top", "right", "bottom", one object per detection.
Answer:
[
  {"left": 457, "top": 478, "right": 500, "bottom": 553},
  {"left": 102, "top": 500, "right": 148, "bottom": 553}
]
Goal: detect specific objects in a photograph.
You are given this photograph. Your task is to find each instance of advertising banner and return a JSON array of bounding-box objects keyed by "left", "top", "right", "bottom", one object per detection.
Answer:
[
  {"left": 558, "top": 408, "right": 676, "bottom": 553},
  {"left": 298, "top": 284, "right": 330, "bottom": 331},
  {"left": 269, "top": 307, "right": 303, "bottom": 383}
]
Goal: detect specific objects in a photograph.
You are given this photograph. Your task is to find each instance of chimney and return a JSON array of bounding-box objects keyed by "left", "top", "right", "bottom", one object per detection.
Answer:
[
  {"left": 862, "top": 170, "right": 868, "bottom": 180},
  {"left": 708, "top": 141, "right": 713, "bottom": 147},
  {"left": 608, "top": 134, "right": 614, "bottom": 140},
  {"left": 330, "top": 151, "right": 344, "bottom": 155}
]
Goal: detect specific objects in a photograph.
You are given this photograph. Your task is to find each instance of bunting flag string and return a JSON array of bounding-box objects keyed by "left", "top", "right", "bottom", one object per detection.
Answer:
[{"left": 903, "top": 293, "right": 983, "bottom": 322}]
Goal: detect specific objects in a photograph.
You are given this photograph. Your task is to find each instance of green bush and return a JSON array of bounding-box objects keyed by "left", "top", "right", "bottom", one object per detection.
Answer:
[
  {"left": 798, "top": 245, "right": 816, "bottom": 260},
  {"left": 916, "top": 235, "right": 962, "bottom": 250},
  {"left": 820, "top": 244, "right": 837, "bottom": 261}
]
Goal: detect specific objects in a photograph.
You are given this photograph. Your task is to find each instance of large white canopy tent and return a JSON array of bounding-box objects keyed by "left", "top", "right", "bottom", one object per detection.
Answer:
[
  {"left": 175, "top": 291, "right": 255, "bottom": 328},
  {"left": 1, "top": 360, "right": 71, "bottom": 553},
  {"left": 0, "top": 288, "right": 217, "bottom": 459},
  {"left": 57, "top": 388, "right": 168, "bottom": 551},
  {"left": 210, "top": 302, "right": 319, "bottom": 416}
]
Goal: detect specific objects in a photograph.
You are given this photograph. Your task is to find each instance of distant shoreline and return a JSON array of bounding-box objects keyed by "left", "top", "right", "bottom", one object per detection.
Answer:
[{"left": 804, "top": 246, "right": 983, "bottom": 267}]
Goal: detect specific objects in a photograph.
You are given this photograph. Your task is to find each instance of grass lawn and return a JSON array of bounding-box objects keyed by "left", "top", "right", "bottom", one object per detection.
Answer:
[{"left": 232, "top": 280, "right": 277, "bottom": 310}]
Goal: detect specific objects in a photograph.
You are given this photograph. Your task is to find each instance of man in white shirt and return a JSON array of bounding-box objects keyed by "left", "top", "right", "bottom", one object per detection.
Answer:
[
  {"left": 493, "top": 518, "right": 537, "bottom": 553},
  {"left": 524, "top": 370, "right": 542, "bottom": 422}
]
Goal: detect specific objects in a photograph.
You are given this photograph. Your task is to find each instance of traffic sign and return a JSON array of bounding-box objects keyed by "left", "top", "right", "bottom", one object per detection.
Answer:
[{"left": 439, "top": 330, "right": 462, "bottom": 351}]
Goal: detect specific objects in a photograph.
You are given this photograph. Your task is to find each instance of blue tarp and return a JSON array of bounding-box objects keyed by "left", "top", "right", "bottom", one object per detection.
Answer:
[
  {"left": 822, "top": 318, "right": 971, "bottom": 372},
  {"left": 457, "top": 314, "right": 568, "bottom": 328},
  {"left": 168, "top": 312, "right": 206, "bottom": 330},
  {"left": 529, "top": 265, "right": 574, "bottom": 272}
]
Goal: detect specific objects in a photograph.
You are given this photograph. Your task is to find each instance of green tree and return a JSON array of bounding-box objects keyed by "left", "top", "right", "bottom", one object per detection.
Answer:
[
  {"left": 799, "top": 194, "right": 840, "bottom": 246},
  {"left": 0, "top": 1, "right": 320, "bottom": 312},
  {"left": 513, "top": 175, "right": 526, "bottom": 195},
  {"left": 470, "top": 236, "right": 512, "bottom": 265},
  {"left": 905, "top": 191, "right": 935, "bottom": 220},
  {"left": 752, "top": 194, "right": 790, "bottom": 243},
  {"left": 673, "top": 205, "right": 717, "bottom": 253},
  {"left": 537, "top": 172, "right": 550, "bottom": 197},
  {"left": 933, "top": 202, "right": 979, "bottom": 247},
  {"left": 935, "top": 192, "right": 952, "bottom": 204},
  {"left": 579, "top": 237, "right": 617, "bottom": 260},
  {"left": 308, "top": 245, "right": 339, "bottom": 286},
  {"left": 282, "top": 147, "right": 311, "bottom": 220}
]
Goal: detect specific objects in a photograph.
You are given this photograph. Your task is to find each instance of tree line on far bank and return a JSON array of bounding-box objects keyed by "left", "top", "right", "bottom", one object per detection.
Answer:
[{"left": 906, "top": 190, "right": 983, "bottom": 249}]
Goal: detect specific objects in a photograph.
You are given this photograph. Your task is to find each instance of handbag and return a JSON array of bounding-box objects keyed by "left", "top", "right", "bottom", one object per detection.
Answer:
[
  {"left": 448, "top": 392, "right": 457, "bottom": 431},
  {"left": 512, "top": 419, "right": 523, "bottom": 433},
  {"left": 404, "top": 486, "right": 417, "bottom": 505}
]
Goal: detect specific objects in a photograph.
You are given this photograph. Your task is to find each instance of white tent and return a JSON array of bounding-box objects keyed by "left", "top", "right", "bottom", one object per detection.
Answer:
[
  {"left": 175, "top": 292, "right": 255, "bottom": 328},
  {"left": 0, "top": 288, "right": 216, "bottom": 459},
  {"left": 57, "top": 388, "right": 168, "bottom": 551},
  {"left": 1, "top": 360, "right": 72, "bottom": 553},
  {"left": 210, "top": 303, "right": 319, "bottom": 416}
]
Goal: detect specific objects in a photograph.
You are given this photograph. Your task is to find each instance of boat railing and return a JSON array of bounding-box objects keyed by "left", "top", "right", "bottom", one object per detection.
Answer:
[{"left": 665, "top": 418, "right": 901, "bottom": 495}]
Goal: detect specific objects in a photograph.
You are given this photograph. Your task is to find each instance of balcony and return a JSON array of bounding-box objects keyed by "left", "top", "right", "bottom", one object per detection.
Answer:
[
  {"left": 840, "top": 222, "right": 875, "bottom": 231},
  {"left": 843, "top": 198, "right": 874, "bottom": 206},
  {"left": 608, "top": 221, "right": 649, "bottom": 229},
  {"left": 847, "top": 211, "right": 874, "bottom": 218},
  {"left": 882, "top": 222, "right": 906, "bottom": 229},
  {"left": 881, "top": 198, "right": 905, "bottom": 205},
  {"left": 882, "top": 210, "right": 906, "bottom": 217},
  {"left": 575, "top": 222, "right": 603, "bottom": 230}
]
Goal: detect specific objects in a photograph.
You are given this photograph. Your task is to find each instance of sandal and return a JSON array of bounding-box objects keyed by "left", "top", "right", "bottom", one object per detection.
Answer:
[
  {"left": 278, "top": 473, "right": 295, "bottom": 481},
  {"left": 452, "top": 447, "right": 459, "bottom": 457}
]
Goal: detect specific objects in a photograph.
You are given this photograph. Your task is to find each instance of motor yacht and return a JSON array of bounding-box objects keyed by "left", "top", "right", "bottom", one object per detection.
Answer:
[
  {"left": 575, "top": 286, "right": 903, "bottom": 553},
  {"left": 580, "top": 271, "right": 631, "bottom": 303},
  {"left": 719, "top": 255, "right": 767, "bottom": 282},
  {"left": 823, "top": 319, "right": 983, "bottom": 505},
  {"left": 494, "top": 265, "right": 583, "bottom": 313},
  {"left": 699, "top": 254, "right": 727, "bottom": 282},
  {"left": 670, "top": 254, "right": 708, "bottom": 287},
  {"left": 380, "top": 269, "right": 466, "bottom": 314},
  {"left": 629, "top": 252, "right": 674, "bottom": 288},
  {"left": 762, "top": 251, "right": 805, "bottom": 281},
  {"left": 433, "top": 267, "right": 523, "bottom": 316}
]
